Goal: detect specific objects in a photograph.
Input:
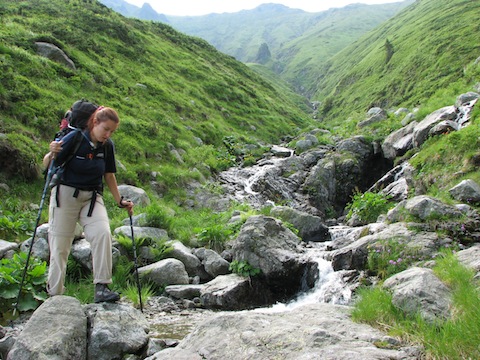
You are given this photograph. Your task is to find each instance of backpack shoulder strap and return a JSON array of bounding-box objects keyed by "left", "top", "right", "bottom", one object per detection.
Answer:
[{"left": 59, "top": 129, "right": 83, "bottom": 168}]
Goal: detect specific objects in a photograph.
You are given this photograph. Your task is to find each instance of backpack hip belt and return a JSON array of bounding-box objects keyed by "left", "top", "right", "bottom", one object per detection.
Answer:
[{"left": 55, "top": 184, "right": 104, "bottom": 217}]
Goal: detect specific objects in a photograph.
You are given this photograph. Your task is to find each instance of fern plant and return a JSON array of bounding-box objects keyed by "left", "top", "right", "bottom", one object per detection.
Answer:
[{"left": 0, "top": 252, "right": 48, "bottom": 322}]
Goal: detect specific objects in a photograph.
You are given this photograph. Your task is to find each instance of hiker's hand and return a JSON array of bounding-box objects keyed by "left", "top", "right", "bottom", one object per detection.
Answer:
[
  {"left": 119, "top": 198, "right": 134, "bottom": 216},
  {"left": 49, "top": 140, "right": 63, "bottom": 156}
]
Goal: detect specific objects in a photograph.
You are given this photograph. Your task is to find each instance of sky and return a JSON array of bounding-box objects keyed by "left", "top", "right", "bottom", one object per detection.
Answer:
[{"left": 124, "top": 0, "right": 404, "bottom": 16}]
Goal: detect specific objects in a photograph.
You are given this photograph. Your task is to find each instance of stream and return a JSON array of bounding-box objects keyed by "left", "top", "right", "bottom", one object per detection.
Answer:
[{"left": 147, "top": 148, "right": 355, "bottom": 332}]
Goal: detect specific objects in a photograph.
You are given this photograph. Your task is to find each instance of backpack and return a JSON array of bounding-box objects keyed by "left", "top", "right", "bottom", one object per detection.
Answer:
[
  {"left": 48, "top": 99, "right": 99, "bottom": 186},
  {"left": 54, "top": 99, "right": 99, "bottom": 140}
]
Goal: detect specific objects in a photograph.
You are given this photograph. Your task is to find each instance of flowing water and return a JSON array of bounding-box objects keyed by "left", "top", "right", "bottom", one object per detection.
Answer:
[{"left": 219, "top": 151, "right": 359, "bottom": 313}]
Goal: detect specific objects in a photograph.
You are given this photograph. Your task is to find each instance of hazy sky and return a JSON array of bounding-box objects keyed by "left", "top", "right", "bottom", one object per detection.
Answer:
[{"left": 124, "top": 0, "right": 404, "bottom": 16}]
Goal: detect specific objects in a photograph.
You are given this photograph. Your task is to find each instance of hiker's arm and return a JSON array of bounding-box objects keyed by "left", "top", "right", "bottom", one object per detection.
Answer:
[
  {"left": 104, "top": 172, "right": 134, "bottom": 215},
  {"left": 42, "top": 140, "right": 63, "bottom": 168}
]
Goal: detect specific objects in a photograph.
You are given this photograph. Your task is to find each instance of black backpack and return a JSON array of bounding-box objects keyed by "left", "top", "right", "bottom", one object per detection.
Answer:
[
  {"left": 54, "top": 99, "right": 99, "bottom": 140},
  {"left": 48, "top": 99, "right": 99, "bottom": 186}
]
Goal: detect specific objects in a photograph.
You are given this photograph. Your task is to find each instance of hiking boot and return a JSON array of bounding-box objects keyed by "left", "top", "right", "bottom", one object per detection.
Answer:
[{"left": 94, "top": 283, "right": 120, "bottom": 303}]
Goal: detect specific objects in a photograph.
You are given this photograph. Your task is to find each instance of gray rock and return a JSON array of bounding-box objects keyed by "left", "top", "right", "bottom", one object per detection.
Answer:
[
  {"left": 449, "top": 179, "right": 480, "bottom": 203},
  {"left": 85, "top": 302, "right": 149, "bottom": 360},
  {"left": 168, "top": 240, "right": 202, "bottom": 277},
  {"left": 412, "top": 106, "right": 458, "bottom": 148},
  {"left": 20, "top": 237, "right": 49, "bottom": 262},
  {"left": 164, "top": 284, "right": 204, "bottom": 300},
  {"left": 199, "top": 274, "right": 256, "bottom": 310},
  {"left": 147, "top": 303, "right": 419, "bottom": 359},
  {"left": 7, "top": 296, "right": 87, "bottom": 360},
  {"left": 193, "top": 248, "right": 230, "bottom": 278},
  {"left": 114, "top": 226, "right": 168, "bottom": 241},
  {"left": 118, "top": 185, "right": 150, "bottom": 207},
  {"left": 0, "top": 239, "right": 18, "bottom": 258},
  {"left": 387, "top": 195, "right": 463, "bottom": 222},
  {"left": 383, "top": 267, "right": 452, "bottom": 322},
  {"left": 270, "top": 205, "right": 331, "bottom": 242},
  {"left": 35, "top": 42, "right": 76, "bottom": 70},
  {"left": 138, "top": 258, "right": 189, "bottom": 286}
]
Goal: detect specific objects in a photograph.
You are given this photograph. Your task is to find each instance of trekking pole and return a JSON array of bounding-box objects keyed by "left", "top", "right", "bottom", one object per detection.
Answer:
[
  {"left": 129, "top": 215, "right": 143, "bottom": 312},
  {"left": 13, "top": 159, "right": 55, "bottom": 316}
]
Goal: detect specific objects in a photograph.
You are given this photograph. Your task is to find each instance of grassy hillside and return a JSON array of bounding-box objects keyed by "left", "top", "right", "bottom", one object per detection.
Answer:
[
  {"left": 166, "top": 3, "right": 410, "bottom": 87},
  {"left": 314, "top": 0, "right": 480, "bottom": 123},
  {"left": 167, "top": 4, "right": 316, "bottom": 63},
  {"left": 277, "top": 2, "right": 413, "bottom": 96},
  {"left": 0, "top": 0, "right": 317, "bottom": 245},
  {"left": 0, "top": 0, "right": 312, "bottom": 184}
]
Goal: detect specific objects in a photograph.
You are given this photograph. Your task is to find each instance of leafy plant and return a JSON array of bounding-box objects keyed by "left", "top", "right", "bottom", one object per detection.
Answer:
[
  {"left": 115, "top": 234, "right": 172, "bottom": 266},
  {"left": 0, "top": 252, "right": 48, "bottom": 322},
  {"left": 0, "top": 201, "right": 36, "bottom": 241},
  {"left": 345, "top": 191, "right": 392, "bottom": 224},
  {"left": 229, "top": 260, "right": 261, "bottom": 278},
  {"left": 366, "top": 239, "right": 424, "bottom": 280}
]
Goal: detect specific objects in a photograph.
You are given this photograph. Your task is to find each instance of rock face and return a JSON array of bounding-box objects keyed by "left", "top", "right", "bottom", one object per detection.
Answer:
[{"left": 146, "top": 303, "right": 421, "bottom": 360}]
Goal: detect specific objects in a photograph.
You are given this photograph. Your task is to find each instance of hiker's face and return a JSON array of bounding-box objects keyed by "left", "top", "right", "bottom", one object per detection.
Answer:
[{"left": 92, "top": 118, "right": 118, "bottom": 143}]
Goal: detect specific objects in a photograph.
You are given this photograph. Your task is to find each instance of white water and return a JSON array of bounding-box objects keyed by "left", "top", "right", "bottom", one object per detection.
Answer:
[
  {"left": 220, "top": 148, "right": 355, "bottom": 313},
  {"left": 255, "top": 245, "right": 352, "bottom": 313},
  {"left": 219, "top": 147, "right": 293, "bottom": 203}
]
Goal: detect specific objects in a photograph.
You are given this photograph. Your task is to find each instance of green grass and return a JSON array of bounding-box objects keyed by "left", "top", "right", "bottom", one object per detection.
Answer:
[
  {"left": 352, "top": 250, "right": 480, "bottom": 359},
  {"left": 315, "top": 0, "right": 480, "bottom": 125}
]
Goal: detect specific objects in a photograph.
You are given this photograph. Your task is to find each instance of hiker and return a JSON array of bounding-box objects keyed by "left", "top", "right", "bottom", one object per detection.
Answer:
[{"left": 43, "top": 106, "right": 134, "bottom": 303}]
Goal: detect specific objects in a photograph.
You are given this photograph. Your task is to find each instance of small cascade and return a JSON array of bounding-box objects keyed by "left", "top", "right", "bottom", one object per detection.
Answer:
[
  {"left": 256, "top": 245, "right": 352, "bottom": 313},
  {"left": 218, "top": 148, "right": 293, "bottom": 207},
  {"left": 218, "top": 145, "right": 366, "bottom": 313}
]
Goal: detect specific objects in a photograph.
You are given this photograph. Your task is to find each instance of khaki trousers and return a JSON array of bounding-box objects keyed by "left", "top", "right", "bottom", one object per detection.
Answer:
[{"left": 47, "top": 184, "right": 113, "bottom": 296}]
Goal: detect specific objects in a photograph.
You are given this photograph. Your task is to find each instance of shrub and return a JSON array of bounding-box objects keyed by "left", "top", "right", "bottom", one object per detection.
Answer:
[
  {"left": 196, "top": 224, "right": 232, "bottom": 253},
  {"left": 345, "top": 191, "right": 392, "bottom": 224}
]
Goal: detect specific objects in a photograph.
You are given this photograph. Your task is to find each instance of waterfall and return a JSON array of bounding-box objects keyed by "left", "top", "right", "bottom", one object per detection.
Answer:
[
  {"left": 219, "top": 146, "right": 358, "bottom": 313},
  {"left": 255, "top": 244, "right": 352, "bottom": 313}
]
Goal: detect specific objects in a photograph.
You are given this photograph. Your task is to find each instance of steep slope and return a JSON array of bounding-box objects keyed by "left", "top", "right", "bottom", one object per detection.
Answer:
[
  {"left": 314, "top": 0, "right": 480, "bottom": 122},
  {"left": 99, "top": 1, "right": 411, "bottom": 100},
  {"left": 0, "top": 0, "right": 312, "bottom": 185},
  {"left": 276, "top": 2, "right": 413, "bottom": 96},
  {"left": 167, "top": 4, "right": 315, "bottom": 63}
]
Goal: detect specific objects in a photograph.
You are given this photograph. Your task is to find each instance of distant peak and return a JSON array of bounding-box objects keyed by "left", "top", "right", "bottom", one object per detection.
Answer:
[{"left": 253, "top": 3, "right": 299, "bottom": 12}]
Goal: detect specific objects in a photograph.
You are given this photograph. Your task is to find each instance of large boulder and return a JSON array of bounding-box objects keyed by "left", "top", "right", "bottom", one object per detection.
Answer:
[
  {"left": 193, "top": 248, "right": 230, "bottom": 278},
  {"left": 85, "top": 302, "right": 149, "bottom": 360},
  {"left": 138, "top": 258, "right": 190, "bottom": 286},
  {"left": 230, "top": 215, "right": 315, "bottom": 302},
  {"left": 270, "top": 205, "right": 331, "bottom": 242},
  {"left": 387, "top": 195, "right": 463, "bottom": 222},
  {"left": 449, "top": 179, "right": 480, "bottom": 203},
  {"left": 412, "top": 106, "right": 458, "bottom": 148},
  {"left": 146, "top": 303, "right": 420, "bottom": 360},
  {"left": 168, "top": 240, "right": 203, "bottom": 278},
  {"left": 199, "top": 274, "right": 268, "bottom": 310},
  {"left": 118, "top": 184, "right": 150, "bottom": 207},
  {"left": 383, "top": 267, "right": 452, "bottom": 322},
  {"left": 35, "top": 42, "right": 76, "bottom": 70},
  {"left": 7, "top": 296, "right": 87, "bottom": 360}
]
